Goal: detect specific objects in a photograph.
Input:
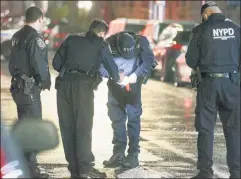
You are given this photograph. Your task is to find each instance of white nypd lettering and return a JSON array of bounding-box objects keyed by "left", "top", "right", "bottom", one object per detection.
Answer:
[{"left": 212, "top": 28, "right": 235, "bottom": 40}]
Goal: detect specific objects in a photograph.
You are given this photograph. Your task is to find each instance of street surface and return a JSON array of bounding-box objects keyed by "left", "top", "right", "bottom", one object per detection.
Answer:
[{"left": 1, "top": 51, "right": 228, "bottom": 178}]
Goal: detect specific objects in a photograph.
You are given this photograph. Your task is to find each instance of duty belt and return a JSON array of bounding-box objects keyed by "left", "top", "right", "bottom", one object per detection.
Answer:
[
  {"left": 66, "top": 69, "right": 88, "bottom": 74},
  {"left": 201, "top": 72, "right": 230, "bottom": 78}
]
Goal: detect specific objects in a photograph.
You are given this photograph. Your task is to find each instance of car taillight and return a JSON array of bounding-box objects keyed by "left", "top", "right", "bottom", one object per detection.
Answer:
[
  {"left": 55, "top": 33, "right": 67, "bottom": 39},
  {"left": 171, "top": 43, "right": 183, "bottom": 50}
]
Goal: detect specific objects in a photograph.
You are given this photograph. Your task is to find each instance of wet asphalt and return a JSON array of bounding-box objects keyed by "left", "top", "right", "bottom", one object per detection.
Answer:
[{"left": 1, "top": 51, "right": 229, "bottom": 178}]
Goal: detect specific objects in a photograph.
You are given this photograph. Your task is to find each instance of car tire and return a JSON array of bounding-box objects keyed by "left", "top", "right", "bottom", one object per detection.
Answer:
[{"left": 1, "top": 40, "right": 12, "bottom": 60}]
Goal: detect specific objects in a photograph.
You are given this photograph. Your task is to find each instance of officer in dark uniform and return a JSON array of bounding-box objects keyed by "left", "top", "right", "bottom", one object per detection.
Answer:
[
  {"left": 100, "top": 31, "right": 154, "bottom": 169},
  {"left": 52, "top": 19, "right": 120, "bottom": 178},
  {"left": 186, "top": 2, "right": 240, "bottom": 178},
  {"left": 8, "top": 6, "right": 51, "bottom": 178}
]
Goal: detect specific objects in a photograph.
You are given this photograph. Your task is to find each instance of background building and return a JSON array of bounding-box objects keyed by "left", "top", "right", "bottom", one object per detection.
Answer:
[{"left": 101, "top": 1, "right": 240, "bottom": 24}]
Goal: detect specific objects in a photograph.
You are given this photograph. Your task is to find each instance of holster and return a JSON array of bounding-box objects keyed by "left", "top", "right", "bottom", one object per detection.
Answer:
[
  {"left": 20, "top": 74, "right": 35, "bottom": 95},
  {"left": 229, "top": 71, "right": 240, "bottom": 86},
  {"left": 90, "top": 73, "right": 102, "bottom": 90},
  {"left": 55, "top": 67, "right": 67, "bottom": 90},
  {"left": 190, "top": 67, "right": 202, "bottom": 89},
  {"left": 55, "top": 76, "right": 61, "bottom": 90},
  {"left": 87, "top": 66, "right": 102, "bottom": 90},
  {"left": 10, "top": 78, "right": 22, "bottom": 93}
]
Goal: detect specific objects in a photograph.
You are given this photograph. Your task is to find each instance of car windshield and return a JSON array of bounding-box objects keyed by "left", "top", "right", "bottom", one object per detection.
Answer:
[
  {"left": 173, "top": 31, "right": 192, "bottom": 45},
  {"left": 125, "top": 23, "right": 146, "bottom": 33}
]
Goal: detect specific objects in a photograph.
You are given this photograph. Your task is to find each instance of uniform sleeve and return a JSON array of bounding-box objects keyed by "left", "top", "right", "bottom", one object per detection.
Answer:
[
  {"left": 99, "top": 63, "right": 110, "bottom": 78},
  {"left": 28, "top": 37, "right": 49, "bottom": 82},
  {"left": 101, "top": 43, "right": 120, "bottom": 82},
  {"left": 185, "top": 26, "right": 202, "bottom": 68},
  {"left": 237, "top": 26, "right": 240, "bottom": 68},
  {"left": 134, "top": 36, "right": 154, "bottom": 77},
  {"left": 52, "top": 37, "right": 68, "bottom": 72}
]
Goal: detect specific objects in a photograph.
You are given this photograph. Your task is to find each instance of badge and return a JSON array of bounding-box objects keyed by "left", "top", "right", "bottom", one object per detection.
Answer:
[{"left": 36, "top": 38, "right": 46, "bottom": 49}]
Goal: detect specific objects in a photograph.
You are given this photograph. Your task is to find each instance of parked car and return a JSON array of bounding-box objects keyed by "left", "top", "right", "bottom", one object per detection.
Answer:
[
  {"left": 152, "top": 23, "right": 195, "bottom": 86},
  {"left": 106, "top": 18, "right": 148, "bottom": 38},
  {"left": 1, "top": 119, "right": 59, "bottom": 178},
  {"left": 140, "top": 20, "right": 197, "bottom": 49}
]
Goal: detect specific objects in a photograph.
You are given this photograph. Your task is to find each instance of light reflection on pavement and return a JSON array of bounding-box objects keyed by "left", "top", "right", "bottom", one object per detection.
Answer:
[{"left": 1, "top": 52, "right": 228, "bottom": 178}]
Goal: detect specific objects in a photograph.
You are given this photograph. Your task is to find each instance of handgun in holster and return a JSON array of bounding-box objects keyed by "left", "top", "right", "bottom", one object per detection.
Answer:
[
  {"left": 229, "top": 71, "right": 240, "bottom": 86},
  {"left": 55, "top": 66, "right": 67, "bottom": 89},
  {"left": 190, "top": 67, "right": 202, "bottom": 89},
  {"left": 87, "top": 66, "right": 103, "bottom": 90},
  {"left": 10, "top": 77, "right": 22, "bottom": 93},
  {"left": 20, "top": 74, "right": 35, "bottom": 95},
  {"left": 141, "top": 59, "right": 158, "bottom": 84}
]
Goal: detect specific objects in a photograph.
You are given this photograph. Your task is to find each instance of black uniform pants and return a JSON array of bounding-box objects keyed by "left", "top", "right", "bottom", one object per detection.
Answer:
[
  {"left": 11, "top": 85, "right": 42, "bottom": 164},
  {"left": 195, "top": 77, "right": 240, "bottom": 177},
  {"left": 56, "top": 73, "right": 95, "bottom": 174}
]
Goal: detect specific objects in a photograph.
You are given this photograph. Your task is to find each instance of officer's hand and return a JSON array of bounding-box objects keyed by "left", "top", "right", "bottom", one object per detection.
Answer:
[
  {"left": 118, "top": 76, "right": 130, "bottom": 86},
  {"left": 128, "top": 73, "right": 137, "bottom": 84}
]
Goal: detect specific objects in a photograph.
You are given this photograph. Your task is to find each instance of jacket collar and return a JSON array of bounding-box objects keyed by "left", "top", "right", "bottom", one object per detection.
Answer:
[{"left": 208, "top": 13, "right": 226, "bottom": 22}]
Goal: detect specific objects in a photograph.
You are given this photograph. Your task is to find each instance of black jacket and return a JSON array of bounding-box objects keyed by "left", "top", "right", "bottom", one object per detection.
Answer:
[
  {"left": 52, "top": 31, "right": 120, "bottom": 82},
  {"left": 9, "top": 25, "right": 51, "bottom": 90},
  {"left": 186, "top": 13, "right": 240, "bottom": 72}
]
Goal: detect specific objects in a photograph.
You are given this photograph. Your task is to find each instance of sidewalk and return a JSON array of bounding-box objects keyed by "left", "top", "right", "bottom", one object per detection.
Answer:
[{"left": 1, "top": 72, "right": 168, "bottom": 178}]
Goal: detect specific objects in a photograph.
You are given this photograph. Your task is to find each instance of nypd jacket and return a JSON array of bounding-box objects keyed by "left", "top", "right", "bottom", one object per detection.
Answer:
[
  {"left": 185, "top": 13, "right": 240, "bottom": 72},
  {"left": 9, "top": 25, "right": 51, "bottom": 90},
  {"left": 100, "top": 31, "right": 154, "bottom": 78}
]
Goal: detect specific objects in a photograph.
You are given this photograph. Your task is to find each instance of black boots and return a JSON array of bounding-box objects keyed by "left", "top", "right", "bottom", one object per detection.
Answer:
[
  {"left": 122, "top": 153, "right": 139, "bottom": 169},
  {"left": 103, "top": 153, "right": 125, "bottom": 168},
  {"left": 191, "top": 168, "right": 214, "bottom": 179},
  {"left": 78, "top": 168, "right": 106, "bottom": 178},
  {"left": 103, "top": 153, "right": 139, "bottom": 169}
]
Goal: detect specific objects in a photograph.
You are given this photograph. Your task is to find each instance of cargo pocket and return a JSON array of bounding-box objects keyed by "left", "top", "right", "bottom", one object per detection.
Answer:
[
  {"left": 126, "top": 104, "right": 142, "bottom": 122},
  {"left": 107, "top": 95, "right": 126, "bottom": 122}
]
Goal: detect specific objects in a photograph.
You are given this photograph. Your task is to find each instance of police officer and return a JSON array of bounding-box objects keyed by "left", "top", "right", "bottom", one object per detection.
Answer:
[
  {"left": 100, "top": 31, "right": 154, "bottom": 169},
  {"left": 185, "top": 2, "right": 240, "bottom": 178},
  {"left": 52, "top": 19, "right": 120, "bottom": 178},
  {"left": 8, "top": 6, "right": 51, "bottom": 178}
]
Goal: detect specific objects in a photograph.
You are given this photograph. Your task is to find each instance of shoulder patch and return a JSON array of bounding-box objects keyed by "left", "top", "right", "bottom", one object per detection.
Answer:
[{"left": 36, "top": 38, "right": 46, "bottom": 49}]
